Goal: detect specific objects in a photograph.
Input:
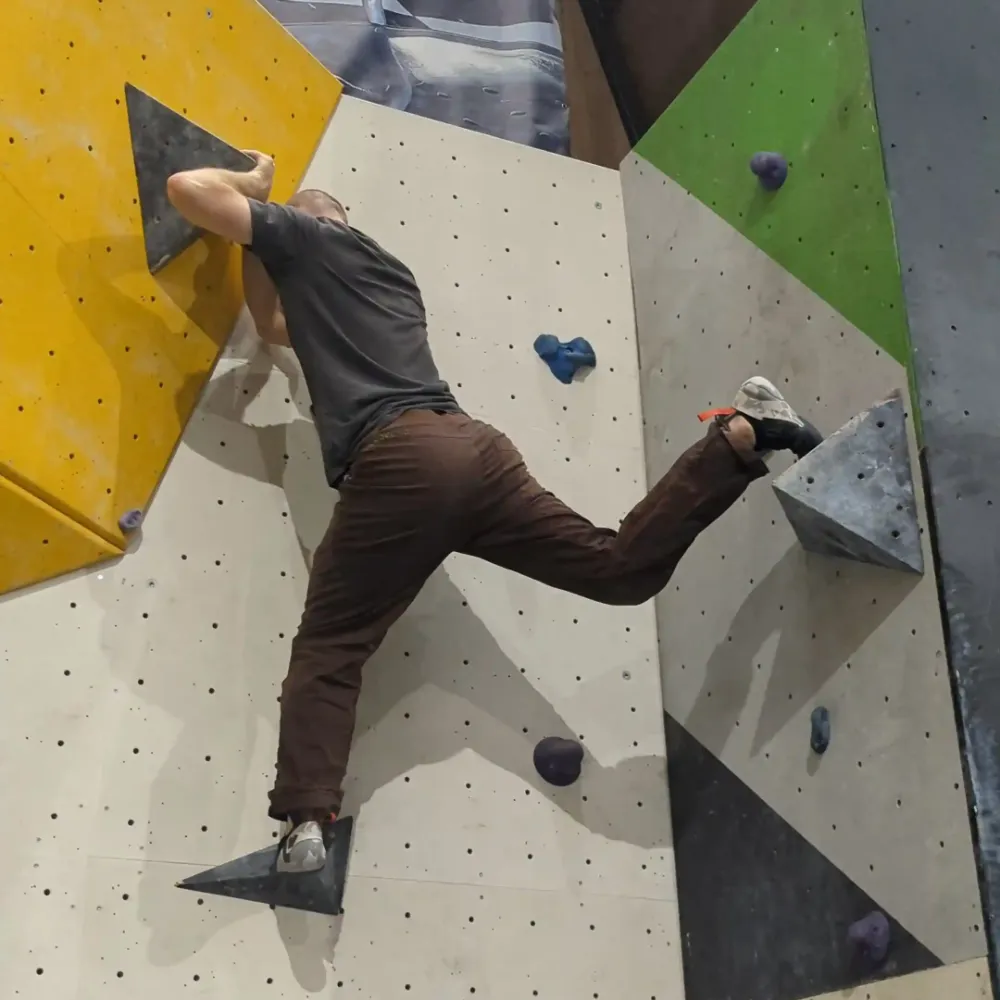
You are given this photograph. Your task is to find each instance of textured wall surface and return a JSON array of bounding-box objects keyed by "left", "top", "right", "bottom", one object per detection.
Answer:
[
  {"left": 632, "top": 0, "right": 908, "bottom": 365},
  {"left": 807, "top": 959, "right": 991, "bottom": 1000},
  {"left": 862, "top": 0, "right": 1000, "bottom": 984},
  {"left": 0, "top": 97, "right": 683, "bottom": 1000},
  {"left": 623, "top": 153, "right": 984, "bottom": 997},
  {"left": 0, "top": 0, "right": 340, "bottom": 593}
]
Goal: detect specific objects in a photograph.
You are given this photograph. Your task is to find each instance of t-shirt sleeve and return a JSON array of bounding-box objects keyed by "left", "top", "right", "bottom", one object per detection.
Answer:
[{"left": 246, "top": 201, "right": 319, "bottom": 279}]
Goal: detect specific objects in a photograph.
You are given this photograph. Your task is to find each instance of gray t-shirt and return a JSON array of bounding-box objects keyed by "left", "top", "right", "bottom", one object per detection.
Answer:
[{"left": 247, "top": 201, "right": 462, "bottom": 486}]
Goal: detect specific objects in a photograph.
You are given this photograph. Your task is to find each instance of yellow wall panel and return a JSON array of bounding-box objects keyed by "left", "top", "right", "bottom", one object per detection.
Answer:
[
  {"left": 0, "top": 177, "right": 235, "bottom": 545},
  {"left": 0, "top": 474, "right": 119, "bottom": 598},
  {"left": 0, "top": 0, "right": 341, "bottom": 554},
  {"left": 0, "top": 0, "right": 340, "bottom": 246}
]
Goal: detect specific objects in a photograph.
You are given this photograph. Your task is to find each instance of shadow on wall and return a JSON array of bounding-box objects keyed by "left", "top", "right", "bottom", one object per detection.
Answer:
[
  {"left": 683, "top": 542, "right": 922, "bottom": 761},
  {"left": 105, "top": 355, "right": 668, "bottom": 988},
  {"left": 178, "top": 348, "right": 329, "bottom": 568},
  {"left": 54, "top": 232, "right": 236, "bottom": 532}
]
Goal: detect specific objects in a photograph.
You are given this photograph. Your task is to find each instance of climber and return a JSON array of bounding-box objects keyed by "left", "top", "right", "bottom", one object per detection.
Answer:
[{"left": 165, "top": 151, "right": 822, "bottom": 875}]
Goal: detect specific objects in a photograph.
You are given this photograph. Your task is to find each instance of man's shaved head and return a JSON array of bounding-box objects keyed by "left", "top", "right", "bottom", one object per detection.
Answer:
[{"left": 288, "top": 188, "right": 347, "bottom": 222}]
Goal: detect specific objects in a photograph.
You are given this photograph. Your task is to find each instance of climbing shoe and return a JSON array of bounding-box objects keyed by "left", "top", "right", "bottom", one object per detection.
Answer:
[
  {"left": 276, "top": 816, "right": 331, "bottom": 874},
  {"left": 701, "top": 376, "right": 822, "bottom": 459}
]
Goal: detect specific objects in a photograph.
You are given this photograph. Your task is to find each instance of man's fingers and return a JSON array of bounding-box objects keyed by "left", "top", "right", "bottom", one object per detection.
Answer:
[{"left": 242, "top": 149, "right": 274, "bottom": 169}]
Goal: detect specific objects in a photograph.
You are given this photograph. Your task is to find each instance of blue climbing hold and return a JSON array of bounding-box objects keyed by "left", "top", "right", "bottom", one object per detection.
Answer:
[
  {"left": 119, "top": 508, "right": 144, "bottom": 533},
  {"left": 750, "top": 151, "right": 788, "bottom": 191},
  {"left": 534, "top": 334, "right": 596, "bottom": 385},
  {"left": 848, "top": 910, "right": 890, "bottom": 965},
  {"left": 810, "top": 706, "right": 831, "bottom": 755}
]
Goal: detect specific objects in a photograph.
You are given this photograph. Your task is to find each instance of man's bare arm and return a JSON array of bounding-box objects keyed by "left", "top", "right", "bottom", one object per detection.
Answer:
[
  {"left": 242, "top": 249, "right": 290, "bottom": 347},
  {"left": 166, "top": 151, "right": 275, "bottom": 245}
]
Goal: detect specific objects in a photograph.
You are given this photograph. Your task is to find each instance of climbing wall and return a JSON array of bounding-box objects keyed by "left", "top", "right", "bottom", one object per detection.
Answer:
[
  {"left": 0, "top": 95, "right": 683, "bottom": 999},
  {"left": 0, "top": 0, "right": 340, "bottom": 594},
  {"left": 808, "top": 963, "right": 992, "bottom": 1000},
  {"left": 861, "top": 0, "right": 1000, "bottom": 980},
  {"left": 621, "top": 0, "right": 988, "bottom": 997}
]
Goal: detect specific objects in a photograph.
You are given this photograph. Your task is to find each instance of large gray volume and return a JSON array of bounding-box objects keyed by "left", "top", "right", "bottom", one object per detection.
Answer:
[
  {"left": 862, "top": 0, "right": 1000, "bottom": 985},
  {"left": 125, "top": 83, "right": 253, "bottom": 274},
  {"left": 772, "top": 390, "right": 923, "bottom": 575}
]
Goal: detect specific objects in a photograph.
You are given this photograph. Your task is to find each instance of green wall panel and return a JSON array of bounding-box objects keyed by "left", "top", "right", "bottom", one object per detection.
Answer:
[{"left": 634, "top": 0, "right": 910, "bottom": 365}]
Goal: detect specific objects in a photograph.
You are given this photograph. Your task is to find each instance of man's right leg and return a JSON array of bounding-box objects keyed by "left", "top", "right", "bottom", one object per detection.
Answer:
[
  {"left": 462, "top": 377, "right": 821, "bottom": 606},
  {"left": 268, "top": 410, "right": 481, "bottom": 871}
]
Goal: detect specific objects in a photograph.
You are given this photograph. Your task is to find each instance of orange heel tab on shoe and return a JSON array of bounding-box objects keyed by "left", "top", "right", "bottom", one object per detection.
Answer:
[{"left": 698, "top": 406, "right": 735, "bottom": 423}]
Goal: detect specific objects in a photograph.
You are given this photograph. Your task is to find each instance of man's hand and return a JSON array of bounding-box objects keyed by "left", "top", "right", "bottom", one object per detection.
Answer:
[{"left": 241, "top": 150, "right": 276, "bottom": 202}]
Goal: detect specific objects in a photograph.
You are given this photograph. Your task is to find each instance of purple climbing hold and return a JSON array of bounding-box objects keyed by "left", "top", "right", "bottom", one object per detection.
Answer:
[
  {"left": 119, "top": 508, "right": 144, "bottom": 533},
  {"left": 750, "top": 151, "right": 789, "bottom": 191},
  {"left": 848, "top": 910, "right": 891, "bottom": 965},
  {"left": 533, "top": 737, "right": 584, "bottom": 787}
]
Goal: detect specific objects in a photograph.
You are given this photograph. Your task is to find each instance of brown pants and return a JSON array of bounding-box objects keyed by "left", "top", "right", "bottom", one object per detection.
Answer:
[{"left": 267, "top": 409, "right": 766, "bottom": 820}]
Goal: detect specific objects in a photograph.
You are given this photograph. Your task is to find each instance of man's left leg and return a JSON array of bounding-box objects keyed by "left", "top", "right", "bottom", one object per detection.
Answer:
[{"left": 269, "top": 410, "right": 483, "bottom": 872}]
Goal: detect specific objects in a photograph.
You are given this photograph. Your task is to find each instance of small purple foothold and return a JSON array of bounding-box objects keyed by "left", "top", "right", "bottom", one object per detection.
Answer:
[
  {"left": 848, "top": 910, "right": 890, "bottom": 965},
  {"left": 750, "top": 151, "right": 788, "bottom": 190},
  {"left": 533, "top": 737, "right": 584, "bottom": 787},
  {"left": 119, "top": 508, "right": 144, "bottom": 533}
]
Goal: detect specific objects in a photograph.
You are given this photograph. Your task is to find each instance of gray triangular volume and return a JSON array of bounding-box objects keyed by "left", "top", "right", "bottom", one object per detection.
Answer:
[
  {"left": 772, "top": 390, "right": 924, "bottom": 574},
  {"left": 125, "top": 83, "right": 254, "bottom": 274},
  {"left": 176, "top": 816, "right": 354, "bottom": 916},
  {"left": 773, "top": 489, "right": 919, "bottom": 572}
]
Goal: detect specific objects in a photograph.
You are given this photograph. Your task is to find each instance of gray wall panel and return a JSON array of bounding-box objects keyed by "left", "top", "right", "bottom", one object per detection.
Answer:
[
  {"left": 863, "top": 0, "right": 1000, "bottom": 988},
  {"left": 621, "top": 153, "right": 984, "bottom": 968}
]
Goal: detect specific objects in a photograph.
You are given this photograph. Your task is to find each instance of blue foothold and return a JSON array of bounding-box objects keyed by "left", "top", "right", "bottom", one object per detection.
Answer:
[
  {"left": 119, "top": 508, "right": 144, "bottom": 533},
  {"left": 750, "top": 151, "right": 788, "bottom": 190},
  {"left": 533, "top": 334, "right": 596, "bottom": 385},
  {"left": 810, "top": 706, "right": 830, "bottom": 754},
  {"left": 533, "top": 333, "right": 561, "bottom": 360}
]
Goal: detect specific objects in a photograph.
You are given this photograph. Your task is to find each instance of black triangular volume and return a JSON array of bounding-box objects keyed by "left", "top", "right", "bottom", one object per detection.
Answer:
[
  {"left": 664, "top": 715, "right": 940, "bottom": 1000},
  {"left": 125, "top": 83, "right": 254, "bottom": 274},
  {"left": 176, "top": 816, "right": 354, "bottom": 916}
]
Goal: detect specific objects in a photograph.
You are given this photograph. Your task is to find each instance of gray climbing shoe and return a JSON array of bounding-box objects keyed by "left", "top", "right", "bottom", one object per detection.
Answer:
[
  {"left": 276, "top": 819, "right": 327, "bottom": 873},
  {"left": 730, "top": 376, "right": 822, "bottom": 459}
]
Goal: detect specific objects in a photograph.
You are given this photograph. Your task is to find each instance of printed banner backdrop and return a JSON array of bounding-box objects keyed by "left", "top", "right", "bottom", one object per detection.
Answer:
[{"left": 259, "top": 0, "right": 568, "bottom": 153}]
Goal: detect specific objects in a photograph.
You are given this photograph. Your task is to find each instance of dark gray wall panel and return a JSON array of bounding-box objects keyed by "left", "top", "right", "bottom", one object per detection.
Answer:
[
  {"left": 665, "top": 714, "right": 941, "bottom": 1000},
  {"left": 862, "top": 0, "right": 1000, "bottom": 991}
]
